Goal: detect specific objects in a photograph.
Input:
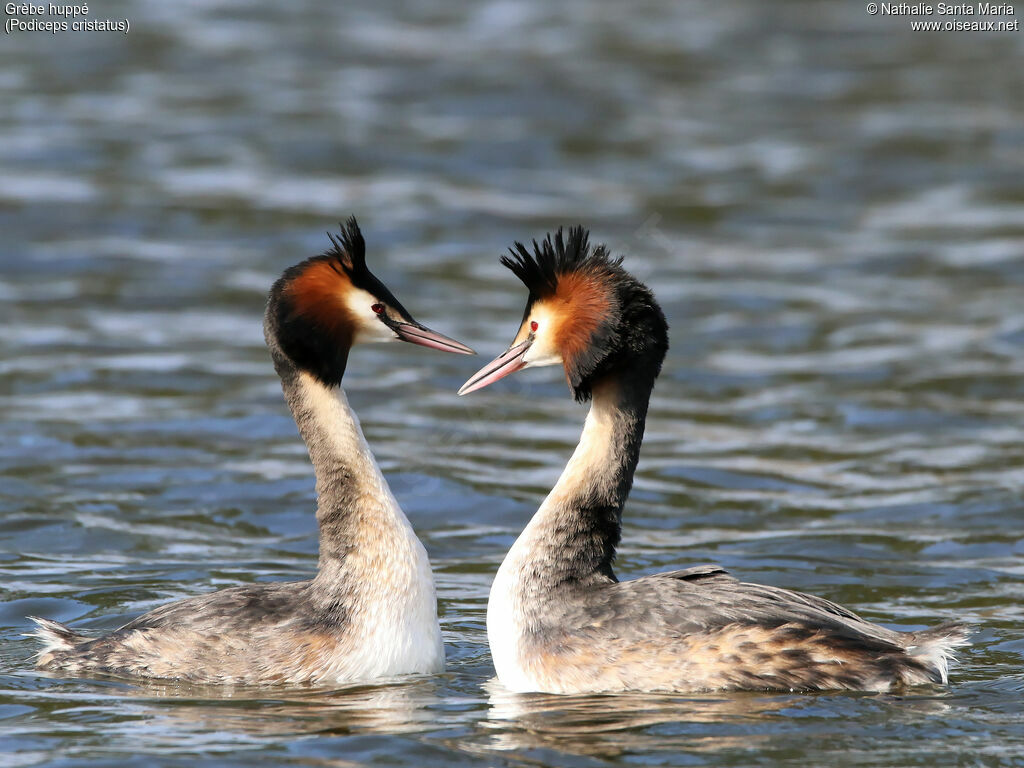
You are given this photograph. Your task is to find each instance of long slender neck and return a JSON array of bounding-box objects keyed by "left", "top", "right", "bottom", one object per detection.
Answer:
[
  {"left": 514, "top": 371, "right": 655, "bottom": 587},
  {"left": 276, "top": 361, "right": 408, "bottom": 568}
]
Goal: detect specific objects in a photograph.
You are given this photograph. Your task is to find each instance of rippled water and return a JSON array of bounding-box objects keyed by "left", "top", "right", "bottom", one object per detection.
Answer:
[{"left": 2, "top": 1, "right": 1023, "bottom": 765}]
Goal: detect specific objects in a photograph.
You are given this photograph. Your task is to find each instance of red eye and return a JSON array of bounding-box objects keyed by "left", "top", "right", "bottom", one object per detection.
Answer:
[
  {"left": 530, "top": 321, "right": 538, "bottom": 332},
  {"left": 371, "top": 303, "right": 384, "bottom": 314}
]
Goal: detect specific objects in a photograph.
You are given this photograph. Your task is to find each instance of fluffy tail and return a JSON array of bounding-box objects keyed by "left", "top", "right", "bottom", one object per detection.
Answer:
[
  {"left": 25, "top": 616, "right": 87, "bottom": 663},
  {"left": 906, "top": 621, "right": 971, "bottom": 685}
]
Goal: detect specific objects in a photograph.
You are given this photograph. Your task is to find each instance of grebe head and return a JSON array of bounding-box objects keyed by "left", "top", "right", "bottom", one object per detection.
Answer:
[
  {"left": 459, "top": 226, "right": 668, "bottom": 401},
  {"left": 266, "top": 216, "right": 474, "bottom": 387}
]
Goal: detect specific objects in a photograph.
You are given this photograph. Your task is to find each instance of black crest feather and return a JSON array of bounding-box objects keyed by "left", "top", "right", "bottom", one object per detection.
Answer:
[
  {"left": 325, "top": 216, "right": 368, "bottom": 277},
  {"left": 500, "top": 226, "right": 621, "bottom": 298},
  {"left": 499, "top": 225, "right": 668, "bottom": 403},
  {"left": 264, "top": 215, "right": 416, "bottom": 388},
  {"left": 320, "top": 216, "right": 411, "bottom": 322}
]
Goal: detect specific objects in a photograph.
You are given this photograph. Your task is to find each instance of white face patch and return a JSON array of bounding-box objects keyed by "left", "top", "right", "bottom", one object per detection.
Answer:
[
  {"left": 522, "top": 304, "right": 563, "bottom": 368},
  {"left": 344, "top": 287, "right": 399, "bottom": 344}
]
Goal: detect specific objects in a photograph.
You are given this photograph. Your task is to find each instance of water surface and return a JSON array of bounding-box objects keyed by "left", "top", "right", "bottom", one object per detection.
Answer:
[{"left": 2, "top": 1, "right": 1023, "bottom": 765}]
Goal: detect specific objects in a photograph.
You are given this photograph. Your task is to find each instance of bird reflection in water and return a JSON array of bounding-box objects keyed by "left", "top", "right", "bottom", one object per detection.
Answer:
[
  {"left": 480, "top": 679, "right": 956, "bottom": 761},
  {"left": 49, "top": 675, "right": 444, "bottom": 748}
]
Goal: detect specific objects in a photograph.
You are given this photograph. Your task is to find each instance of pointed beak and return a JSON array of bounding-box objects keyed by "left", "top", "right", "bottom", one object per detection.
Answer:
[
  {"left": 458, "top": 339, "right": 532, "bottom": 395},
  {"left": 392, "top": 321, "right": 475, "bottom": 355}
]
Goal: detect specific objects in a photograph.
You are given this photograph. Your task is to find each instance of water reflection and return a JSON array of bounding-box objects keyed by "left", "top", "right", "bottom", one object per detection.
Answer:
[
  {"left": 484, "top": 678, "right": 789, "bottom": 757},
  {"left": 13, "top": 674, "right": 443, "bottom": 752},
  {"left": 142, "top": 678, "right": 439, "bottom": 737},
  {"left": 482, "top": 679, "right": 959, "bottom": 760}
]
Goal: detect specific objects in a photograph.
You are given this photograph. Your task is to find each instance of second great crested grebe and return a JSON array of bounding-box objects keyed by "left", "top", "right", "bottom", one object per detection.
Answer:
[
  {"left": 460, "top": 227, "right": 969, "bottom": 694},
  {"left": 30, "top": 218, "right": 473, "bottom": 685}
]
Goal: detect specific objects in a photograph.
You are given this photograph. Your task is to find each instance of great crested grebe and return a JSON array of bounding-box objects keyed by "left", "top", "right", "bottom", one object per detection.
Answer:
[
  {"left": 30, "top": 218, "right": 473, "bottom": 685},
  {"left": 460, "top": 226, "right": 969, "bottom": 694}
]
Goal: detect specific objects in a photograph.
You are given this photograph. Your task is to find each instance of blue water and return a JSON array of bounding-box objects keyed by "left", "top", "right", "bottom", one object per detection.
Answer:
[{"left": 2, "top": 1, "right": 1023, "bottom": 765}]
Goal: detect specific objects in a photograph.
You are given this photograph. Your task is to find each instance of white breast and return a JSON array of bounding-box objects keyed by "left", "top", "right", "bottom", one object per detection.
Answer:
[
  {"left": 298, "top": 375, "right": 446, "bottom": 683},
  {"left": 334, "top": 530, "right": 445, "bottom": 682},
  {"left": 486, "top": 539, "right": 539, "bottom": 693}
]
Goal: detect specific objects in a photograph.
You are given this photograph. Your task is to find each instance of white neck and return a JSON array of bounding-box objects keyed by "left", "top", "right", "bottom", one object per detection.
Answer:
[
  {"left": 290, "top": 371, "right": 405, "bottom": 527},
  {"left": 536, "top": 387, "right": 620, "bottom": 523},
  {"left": 488, "top": 377, "right": 651, "bottom": 691},
  {"left": 500, "top": 378, "right": 639, "bottom": 583},
  {"left": 281, "top": 370, "right": 445, "bottom": 678}
]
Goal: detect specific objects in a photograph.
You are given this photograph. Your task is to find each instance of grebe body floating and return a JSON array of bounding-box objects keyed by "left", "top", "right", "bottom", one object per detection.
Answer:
[
  {"left": 31, "top": 218, "right": 473, "bottom": 685},
  {"left": 461, "top": 227, "right": 968, "bottom": 694}
]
